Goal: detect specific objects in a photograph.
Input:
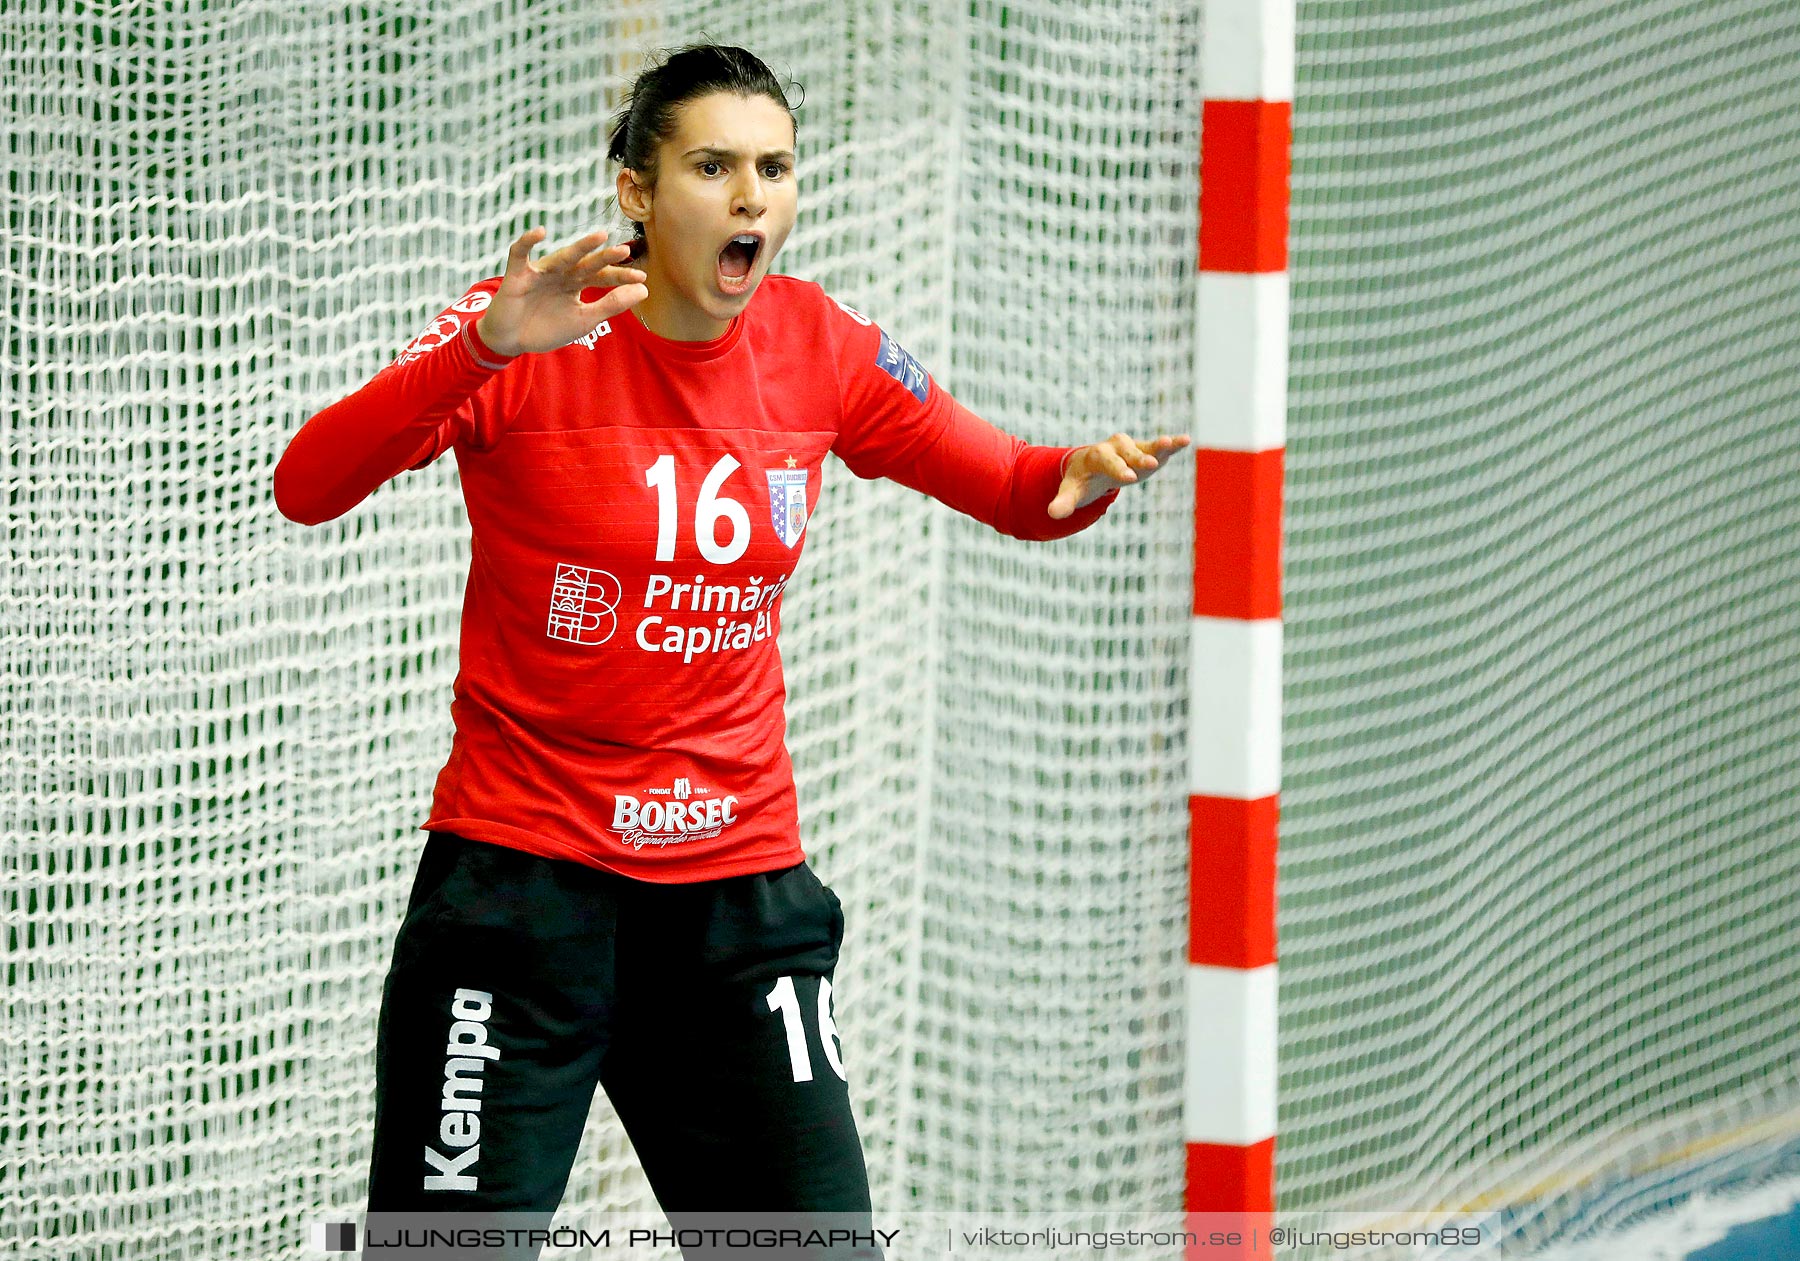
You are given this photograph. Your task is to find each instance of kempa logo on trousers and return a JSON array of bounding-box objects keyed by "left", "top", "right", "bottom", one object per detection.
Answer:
[{"left": 424, "top": 988, "right": 500, "bottom": 1191}]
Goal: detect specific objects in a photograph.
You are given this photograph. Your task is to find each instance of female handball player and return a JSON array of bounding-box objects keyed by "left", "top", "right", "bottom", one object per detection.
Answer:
[{"left": 275, "top": 40, "right": 1189, "bottom": 1259}]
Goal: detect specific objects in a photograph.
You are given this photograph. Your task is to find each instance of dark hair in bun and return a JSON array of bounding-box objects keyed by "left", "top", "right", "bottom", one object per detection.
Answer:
[{"left": 607, "top": 43, "right": 803, "bottom": 242}]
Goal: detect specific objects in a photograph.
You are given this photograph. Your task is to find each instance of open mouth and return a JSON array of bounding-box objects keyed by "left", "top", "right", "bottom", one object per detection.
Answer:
[{"left": 717, "top": 233, "right": 762, "bottom": 292}]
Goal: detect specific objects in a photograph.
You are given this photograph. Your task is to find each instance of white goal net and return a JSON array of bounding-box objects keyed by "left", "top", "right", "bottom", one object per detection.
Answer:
[
  {"left": 1281, "top": 0, "right": 1800, "bottom": 1253},
  {"left": 4, "top": 2, "right": 1196, "bottom": 1257}
]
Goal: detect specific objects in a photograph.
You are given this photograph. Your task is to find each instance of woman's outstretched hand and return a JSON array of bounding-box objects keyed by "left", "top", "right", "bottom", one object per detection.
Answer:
[
  {"left": 1048, "top": 431, "right": 1194, "bottom": 519},
  {"left": 474, "top": 226, "right": 649, "bottom": 358}
]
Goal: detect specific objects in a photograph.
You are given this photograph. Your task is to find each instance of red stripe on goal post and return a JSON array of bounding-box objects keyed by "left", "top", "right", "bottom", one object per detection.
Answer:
[
  {"left": 1188, "top": 1137, "right": 1277, "bottom": 1213},
  {"left": 1189, "top": 794, "right": 1278, "bottom": 969},
  {"left": 1192, "top": 446, "right": 1284, "bottom": 620},
  {"left": 1199, "top": 100, "right": 1292, "bottom": 273}
]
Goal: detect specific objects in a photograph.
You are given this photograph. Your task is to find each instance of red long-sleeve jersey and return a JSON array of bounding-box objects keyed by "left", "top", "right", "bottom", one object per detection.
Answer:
[{"left": 275, "top": 272, "right": 1119, "bottom": 881}]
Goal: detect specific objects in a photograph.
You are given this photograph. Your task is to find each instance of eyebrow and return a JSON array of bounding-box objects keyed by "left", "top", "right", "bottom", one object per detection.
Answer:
[{"left": 681, "top": 145, "right": 797, "bottom": 163}]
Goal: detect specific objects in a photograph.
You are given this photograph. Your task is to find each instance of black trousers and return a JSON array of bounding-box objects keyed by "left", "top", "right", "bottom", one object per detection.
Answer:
[{"left": 363, "top": 832, "right": 877, "bottom": 1259}]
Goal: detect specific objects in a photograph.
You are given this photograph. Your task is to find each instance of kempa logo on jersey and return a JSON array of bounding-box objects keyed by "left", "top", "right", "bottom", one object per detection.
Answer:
[
  {"left": 573, "top": 320, "right": 612, "bottom": 350},
  {"left": 423, "top": 988, "right": 500, "bottom": 1192},
  {"left": 611, "top": 779, "right": 739, "bottom": 851},
  {"left": 392, "top": 292, "right": 493, "bottom": 368}
]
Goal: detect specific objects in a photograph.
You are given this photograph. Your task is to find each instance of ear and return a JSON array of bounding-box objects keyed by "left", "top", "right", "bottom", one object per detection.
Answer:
[{"left": 616, "top": 168, "right": 650, "bottom": 227}]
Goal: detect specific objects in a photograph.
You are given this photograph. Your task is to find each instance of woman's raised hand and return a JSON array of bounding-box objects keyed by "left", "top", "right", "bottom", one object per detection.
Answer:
[
  {"left": 474, "top": 226, "right": 649, "bottom": 358},
  {"left": 1048, "top": 431, "right": 1193, "bottom": 519}
]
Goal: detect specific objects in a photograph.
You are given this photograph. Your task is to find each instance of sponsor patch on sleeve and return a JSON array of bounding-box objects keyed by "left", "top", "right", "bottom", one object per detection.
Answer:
[{"left": 875, "top": 328, "right": 930, "bottom": 404}]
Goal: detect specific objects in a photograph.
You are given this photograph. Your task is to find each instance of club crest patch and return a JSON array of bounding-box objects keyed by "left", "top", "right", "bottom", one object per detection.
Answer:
[
  {"left": 766, "top": 467, "right": 808, "bottom": 548},
  {"left": 876, "top": 328, "right": 930, "bottom": 403}
]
